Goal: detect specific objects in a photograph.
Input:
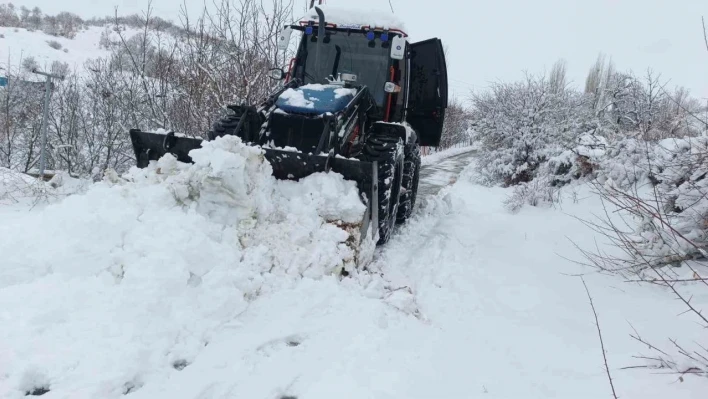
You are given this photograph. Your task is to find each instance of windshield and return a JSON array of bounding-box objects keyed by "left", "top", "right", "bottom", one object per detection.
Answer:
[{"left": 300, "top": 30, "right": 390, "bottom": 106}]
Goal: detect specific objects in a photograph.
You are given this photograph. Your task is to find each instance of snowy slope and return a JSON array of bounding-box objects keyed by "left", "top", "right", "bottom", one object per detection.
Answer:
[
  {"left": 0, "top": 144, "right": 706, "bottom": 398},
  {"left": 0, "top": 25, "right": 140, "bottom": 74}
]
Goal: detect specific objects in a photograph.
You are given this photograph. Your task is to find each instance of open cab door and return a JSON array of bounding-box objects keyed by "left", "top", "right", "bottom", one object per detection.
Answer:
[{"left": 407, "top": 38, "right": 448, "bottom": 147}]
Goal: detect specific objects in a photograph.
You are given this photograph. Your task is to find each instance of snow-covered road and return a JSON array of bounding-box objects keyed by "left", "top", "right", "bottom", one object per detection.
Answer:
[
  {"left": 417, "top": 150, "right": 476, "bottom": 199},
  {"left": 0, "top": 141, "right": 705, "bottom": 398}
]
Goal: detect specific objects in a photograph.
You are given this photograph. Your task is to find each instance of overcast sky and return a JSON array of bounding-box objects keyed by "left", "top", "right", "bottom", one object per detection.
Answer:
[{"left": 15, "top": 0, "right": 708, "bottom": 102}]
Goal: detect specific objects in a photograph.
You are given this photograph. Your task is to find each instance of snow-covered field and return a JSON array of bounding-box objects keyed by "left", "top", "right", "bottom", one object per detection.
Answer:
[{"left": 0, "top": 138, "right": 705, "bottom": 398}]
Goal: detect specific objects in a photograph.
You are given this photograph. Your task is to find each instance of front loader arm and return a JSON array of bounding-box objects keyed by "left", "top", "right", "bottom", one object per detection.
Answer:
[{"left": 333, "top": 86, "right": 378, "bottom": 157}]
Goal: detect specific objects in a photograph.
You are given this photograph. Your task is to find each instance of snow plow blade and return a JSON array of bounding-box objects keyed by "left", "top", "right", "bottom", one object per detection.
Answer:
[
  {"left": 129, "top": 129, "right": 204, "bottom": 167},
  {"left": 264, "top": 147, "right": 378, "bottom": 265},
  {"left": 129, "top": 129, "right": 378, "bottom": 267}
]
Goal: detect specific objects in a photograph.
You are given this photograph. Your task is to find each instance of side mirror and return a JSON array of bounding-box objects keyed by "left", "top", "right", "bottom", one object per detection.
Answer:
[{"left": 268, "top": 68, "right": 286, "bottom": 80}]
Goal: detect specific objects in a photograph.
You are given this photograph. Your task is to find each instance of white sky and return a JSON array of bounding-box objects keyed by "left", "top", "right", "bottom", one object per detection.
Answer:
[{"left": 15, "top": 0, "right": 708, "bottom": 102}]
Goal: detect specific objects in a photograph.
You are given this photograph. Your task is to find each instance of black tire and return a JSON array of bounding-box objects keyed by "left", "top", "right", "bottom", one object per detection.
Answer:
[
  {"left": 396, "top": 143, "right": 421, "bottom": 223},
  {"left": 208, "top": 107, "right": 259, "bottom": 142},
  {"left": 364, "top": 134, "right": 405, "bottom": 245}
]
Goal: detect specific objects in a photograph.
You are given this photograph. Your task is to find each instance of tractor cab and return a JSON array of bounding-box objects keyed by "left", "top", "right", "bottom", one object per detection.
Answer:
[
  {"left": 288, "top": 24, "right": 401, "bottom": 112},
  {"left": 272, "top": 5, "right": 448, "bottom": 146}
]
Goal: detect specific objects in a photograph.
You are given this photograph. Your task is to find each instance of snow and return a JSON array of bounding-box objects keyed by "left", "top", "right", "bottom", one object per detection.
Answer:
[
  {"left": 280, "top": 84, "right": 355, "bottom": 103},
  {"left": 334, "top": 87, "right": 356, "bottom": 99},
  {"left": 0, "top": 135, "right": 374, "bottom": 398},
  {"left": 421, "top": 144, "right": 478, "bottom": 166},
  {"left": 299, "top": 83, "right": 327, "bottom": 91},
  {"left": 0, "top": 26, "right": 140, "bottom": 75},
  {"left": 0, "top": 167, "right": 41, "bottom": 204},
  {"left": 301, "top": 4, "right": 407, "bottom": 33},
  {"left": 1, "top": 140, "right": 706, "bottom": 398},
  {"left": 278, "top": 88, "right": 315, "bottom": 109},
  {"left": 576, "top": 133, "right": 608, "bottom": 158},
  {"left": 372, "top": 164, "right": 707, "bottom": 398},
  {"left": 0, "top": 168, "right": 90, "bottom": 208}
]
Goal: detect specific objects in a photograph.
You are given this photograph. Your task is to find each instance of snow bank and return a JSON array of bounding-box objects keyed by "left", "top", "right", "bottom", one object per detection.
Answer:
[
  {"left": 0, "top": 135, "right": 371, "bottom": 398},
  {"left": 0, "top": 168, "right": 90, "bottom": 206}
]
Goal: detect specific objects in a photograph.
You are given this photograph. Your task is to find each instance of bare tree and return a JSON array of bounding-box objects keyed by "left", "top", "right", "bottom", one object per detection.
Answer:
[
  {"left": 0, "top": 0, "right": 296, "bottom": 178},
  {"left": 703, "top": 16, "right": 708, "bottom": 53},
  {"left": 548, "top": 59, "right": 567, "bottom": 95},
  {"left": 439, "top": 98, "right": 472, "bottom": 150}
]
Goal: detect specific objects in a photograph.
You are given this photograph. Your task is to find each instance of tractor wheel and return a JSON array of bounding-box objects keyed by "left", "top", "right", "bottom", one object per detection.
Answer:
[
  {"left": 208, "top": 106, "right": 259, "bottom": 142},
  {"left": 364, "top": 134, "right": 405, "bottom": 245},
  {"left": 396, "top": 142, "right": 421, "bottom": 223}
]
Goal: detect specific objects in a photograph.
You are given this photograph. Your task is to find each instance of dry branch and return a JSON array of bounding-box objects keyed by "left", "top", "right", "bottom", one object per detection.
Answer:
[
  {"left": 581, "top": 276, "right": 619, "bottom": 399},
  {"left": 703, "top": 16, "right": 708, "bottom": 53}
]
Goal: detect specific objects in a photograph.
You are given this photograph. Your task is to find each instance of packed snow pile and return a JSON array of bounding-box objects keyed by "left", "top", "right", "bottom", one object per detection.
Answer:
[
  {"left": 0, "top": 135, "right": 376, "bottom": 398},
  {"left": 1, "top": 135, "right": 369, "bottom": 287}
]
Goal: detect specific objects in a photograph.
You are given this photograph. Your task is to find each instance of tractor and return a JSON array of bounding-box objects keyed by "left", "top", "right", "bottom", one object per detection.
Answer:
[{"left": 129, "top": 5, "right": 448, "bottom": 247}]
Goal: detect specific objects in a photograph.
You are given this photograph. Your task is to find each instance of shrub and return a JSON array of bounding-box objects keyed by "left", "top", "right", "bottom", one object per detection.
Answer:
[
  {"left": 472, "top": 72, "right": 595, "bottom": 187},
  {"left": 46, "top": 39, "right": 62, "bottom": 50}
]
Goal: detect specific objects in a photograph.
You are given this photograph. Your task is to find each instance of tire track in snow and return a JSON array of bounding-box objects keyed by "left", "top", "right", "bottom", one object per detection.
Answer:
[
  {"left": 370, "top": 149, "right": 477, "bottom": 284},
  {"left": 417, "top": 150, "right": 477, "bottom": 199}
]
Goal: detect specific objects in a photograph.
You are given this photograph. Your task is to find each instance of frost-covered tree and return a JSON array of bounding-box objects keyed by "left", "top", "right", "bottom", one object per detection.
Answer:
[
  {"left": 0, "top": 0, "right": 295, "bottom": 177},
  {"left": 548, "top": 59, "right": 567, "bottom": 95},
  {"left": 438, "top": 98, "right": 472, "bottom": 149},
  {"left": 472, "top": 72, "right": 591, "bottom": 186},
  {"left": 0, "top": 3, "right": 19, "bottom": 26}
]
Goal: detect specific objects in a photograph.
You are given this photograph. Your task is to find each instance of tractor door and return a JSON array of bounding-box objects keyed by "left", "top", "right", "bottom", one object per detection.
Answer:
[{"left": 406, "top": 38, "right": 448, "bottom": 147}]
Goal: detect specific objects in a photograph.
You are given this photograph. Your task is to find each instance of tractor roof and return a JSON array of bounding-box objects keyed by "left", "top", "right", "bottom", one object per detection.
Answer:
[{"left": 298, "top": 4, "right": 408, "bottom": 37}]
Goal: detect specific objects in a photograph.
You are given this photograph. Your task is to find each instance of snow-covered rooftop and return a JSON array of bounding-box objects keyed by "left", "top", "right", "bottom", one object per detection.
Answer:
[{"left": 299, "top": 4, "right": 407, "bottom": 34}]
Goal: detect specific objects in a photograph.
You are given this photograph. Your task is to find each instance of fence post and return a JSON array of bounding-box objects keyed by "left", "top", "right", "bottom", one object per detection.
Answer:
[{"left": 32, "top": 68, "right": 65, "bottom": 180}]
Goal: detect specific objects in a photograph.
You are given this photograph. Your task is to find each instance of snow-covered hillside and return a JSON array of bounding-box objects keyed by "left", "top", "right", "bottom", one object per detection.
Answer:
[
  {"left": 0, "top": 26, "right": 105, "bottom": 72},
  {"left": 0, "top": 24, "right": 144, "bottom": 75},
  {"left": 0, "top": 138, "right": 705, "bottom": 398}
]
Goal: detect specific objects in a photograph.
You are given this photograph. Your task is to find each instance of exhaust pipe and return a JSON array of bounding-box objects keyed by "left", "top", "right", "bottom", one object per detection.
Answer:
[{"left": 314, "top": 6, "right": 325, "bottom": 71}]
